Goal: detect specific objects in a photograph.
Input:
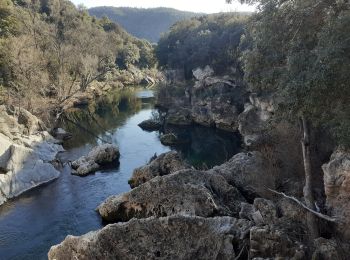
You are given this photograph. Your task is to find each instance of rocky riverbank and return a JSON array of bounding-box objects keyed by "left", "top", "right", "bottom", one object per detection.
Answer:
[
  {"left": 49, "top": 148, "right": 350, "bottom": 259},
  {"left": 0, "top": 105, "right": 63, "bottom": 206}
]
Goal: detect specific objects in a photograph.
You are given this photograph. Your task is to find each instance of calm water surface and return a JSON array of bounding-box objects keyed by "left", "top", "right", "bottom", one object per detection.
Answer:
[{"left": 0, "top": 88, "right": 241, "bottom": 259}]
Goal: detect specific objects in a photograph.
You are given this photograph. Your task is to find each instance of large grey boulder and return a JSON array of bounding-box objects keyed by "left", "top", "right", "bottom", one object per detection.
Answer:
[
  {"left": 128, "top": 151, "right": 189, "bottom": 188},
  {"left": 48, "top": 215, "right": 251, "bottom": 260},
  {"left": 210, "top": 152, "right": 275, "bottom": 199},
  {"left": 98, "top": 169, "right": 245, "bottom": 223},
  {"left": 0, "top": 106, "right": 63, "bottom": 205},
  {"left": 71, "top": 144, "right": 120, "bottom": 176}
]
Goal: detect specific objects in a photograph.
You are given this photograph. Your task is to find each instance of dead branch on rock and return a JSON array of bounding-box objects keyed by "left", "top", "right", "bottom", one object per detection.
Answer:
[{"left": 268, "top": 188, "right": 337, "bottom": 222}]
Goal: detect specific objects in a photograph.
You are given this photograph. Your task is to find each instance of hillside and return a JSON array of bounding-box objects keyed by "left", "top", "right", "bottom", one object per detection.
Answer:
[{"left": 89, "top": 7, "right": 202, "bottom": 42}]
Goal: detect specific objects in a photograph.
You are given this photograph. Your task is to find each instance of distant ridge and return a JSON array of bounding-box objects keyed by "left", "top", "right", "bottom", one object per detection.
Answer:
[{"left": 89, "top": 7, "right": 203, "bottom": 42}]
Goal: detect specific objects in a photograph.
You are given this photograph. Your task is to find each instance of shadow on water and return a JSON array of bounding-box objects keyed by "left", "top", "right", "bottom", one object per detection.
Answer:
[{"left": 0, "top": 87, "right": 242, "bottom": 260}]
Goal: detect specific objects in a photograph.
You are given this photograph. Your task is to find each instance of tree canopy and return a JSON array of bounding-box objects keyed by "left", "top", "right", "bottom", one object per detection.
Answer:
[
  {"left": 155, "top": 13, "right": 249, "bottom": 79},
  {"left": 0, "top": 0, "right": 156, "bottom": 110},
  {"left": 240, "top": 0, "right": 350, "bottom": 147}
]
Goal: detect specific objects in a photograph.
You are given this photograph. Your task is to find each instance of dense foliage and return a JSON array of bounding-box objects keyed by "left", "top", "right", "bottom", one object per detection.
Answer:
[
  {"left": 89, "top": 7, "right": 202, "bottom": 43},
  {"left": 156, "top": 13, "right": 248, "bottom": 79},
  {"left": 240, "top": 0, "right": 350, "bottom": 147},
  {"left": 0, "top": 0, "right": 156, "bottom": 112}
]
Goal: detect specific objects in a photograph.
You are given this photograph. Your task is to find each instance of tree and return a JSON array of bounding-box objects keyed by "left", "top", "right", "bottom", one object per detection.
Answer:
[
  {"left": 155, "top": 13, "right": 247, "bottom": 78},
  {"left": 239, "top": 0, "right": 350, "bottom": 238}
]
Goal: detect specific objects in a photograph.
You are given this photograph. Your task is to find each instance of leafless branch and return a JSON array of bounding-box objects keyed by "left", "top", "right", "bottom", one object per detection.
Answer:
[{"left": 268, "top": 188, "right": 337, "bottom": 222}]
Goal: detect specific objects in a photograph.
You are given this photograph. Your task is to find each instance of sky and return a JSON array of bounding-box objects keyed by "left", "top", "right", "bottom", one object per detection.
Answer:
[{"left": 70, "top": 0, "right": 255, "bottom": 13}]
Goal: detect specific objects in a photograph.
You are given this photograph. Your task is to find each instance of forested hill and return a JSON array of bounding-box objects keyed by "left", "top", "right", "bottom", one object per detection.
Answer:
[{"left": 89, "top": 7, "right": 202, "bottom": 42}]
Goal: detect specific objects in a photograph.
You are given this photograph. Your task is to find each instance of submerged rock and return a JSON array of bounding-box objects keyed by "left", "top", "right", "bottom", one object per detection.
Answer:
[
  {"left": 128, "top": 151, "right": 189, "bottom": 188},
  {"left": 138, "top": 119, "right": 161, "bottom": 132},
  {"left": 71, "top": 144, "right": 120, "bottom": 176},
  {"left": 98, "top": 169, "right": 245, "bottom": 223},
  {"left": 48, "top": 215, "right": 251, "bottom": 260}
]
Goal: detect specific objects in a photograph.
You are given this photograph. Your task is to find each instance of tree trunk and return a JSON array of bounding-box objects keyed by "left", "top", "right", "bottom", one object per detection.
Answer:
[{"left": 301, "top": 116, "right": 319, "bottom": 239}]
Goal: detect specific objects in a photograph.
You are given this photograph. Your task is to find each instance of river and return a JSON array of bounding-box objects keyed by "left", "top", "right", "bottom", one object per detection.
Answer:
[{"left": 0, "top": 88, "right": 241, "bottom": 259}]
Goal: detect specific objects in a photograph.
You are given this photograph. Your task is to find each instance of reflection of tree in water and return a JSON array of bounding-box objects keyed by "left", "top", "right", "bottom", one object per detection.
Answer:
[
  {"left": 60, "top": 90, "right": 144, "bottom": 149},
  {"left": 163, "top": 125, "right": 242, "bottom": 168}
]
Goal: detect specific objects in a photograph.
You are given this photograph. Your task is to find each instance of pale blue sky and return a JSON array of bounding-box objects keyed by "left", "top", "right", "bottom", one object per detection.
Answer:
[{"left": 70, "top": 0, "right": 255, "bottom": 13}]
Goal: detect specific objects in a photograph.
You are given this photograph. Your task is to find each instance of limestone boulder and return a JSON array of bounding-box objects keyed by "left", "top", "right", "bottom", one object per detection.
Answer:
[
  {"left": 0, "top": 133, "right": 62, "bottom": 205},
  {"left": 210, "top": 151, "right": 275, "bottom": 199},
  {"left": 98, "top": 169, "right": 245, "bottom": 223},
  {"left": 48, "top": 215, "right": 251, "bottom": 260},
  {"left": 128, "top": 151, "right": 189, "bottom": 188},
  {"left": 71, "top": 144, "right": 120, "bottom": 176}
]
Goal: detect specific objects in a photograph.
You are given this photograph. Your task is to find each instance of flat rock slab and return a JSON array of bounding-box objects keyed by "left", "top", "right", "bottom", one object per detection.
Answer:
[{"left": 48, "top": 215, "right": 251, "bottom": 260}]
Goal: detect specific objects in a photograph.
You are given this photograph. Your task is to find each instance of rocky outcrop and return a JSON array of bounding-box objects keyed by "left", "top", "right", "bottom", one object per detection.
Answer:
[
  {"left": 48, "top": 215, "right": 252, "bottom": 260},
  {"left": 0, "top": 106, "right": 63, "bottom": 205},
  {"left": 159, "top": 133, "right": 187, "bottom": 145},
  {"left": 322, "top": 149, "right": 350, "bottom": 239},
  {"left": 138, "top": 119, "right": 161, "bottom": 132},
  {"left": 71, "top": 144, "right": 120, "bottom": 176},
  {"left": 238, "top": 93, "right": 275, "bottom": 146},
  {"left": 128, "top": 151, "right": 189, "bottom": 188},
  {"left": 249, "top": 226, "right": 305, "bottom": 259},
  {"left": 159, "top": 65, "right": 248, "bottom": 132},
  {"left": 98, "top": 169, "right": 245, "bottom": 223},
  {"left": 210, "top": 151, "right": 275, "bottom": 199},
  {"left": 165, "top": 107, "right": 193, "bottom": 126}
]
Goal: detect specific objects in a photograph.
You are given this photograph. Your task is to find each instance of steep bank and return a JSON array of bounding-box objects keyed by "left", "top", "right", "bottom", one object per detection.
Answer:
[{"left": 0, "top": 106, "right": 63, "bottom": 205}]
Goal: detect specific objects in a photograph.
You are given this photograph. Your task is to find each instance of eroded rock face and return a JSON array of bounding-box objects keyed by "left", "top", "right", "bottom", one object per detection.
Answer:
[
  {"left": 160, "top": 66, "right": 248, "bottom": 132},
  {"left": 238, "top": 93, "right": 275, "bottom": 146},
  {"left": 0, "top": 106, "right": 63, "bottom": 205},
  {"left": 322, "top": 150, "right": 350, "bottom": 239},
  {"left": 190, "top": 72, "right": 247, "bottom": 132},
  {"left": 71, "top": 144, "right": 120, "bottom": 176},
  {"left": 128, "top": 151, "right": 189, "bottom": 188},
  {"left": 210, "top": 151, "right": 275, "bottom": 199},
  {"left": 48, "top": 215, "right": 252, "bottom": 260},
  {"left": 98, "top": 169, "right": 245, "bottom": 223}
]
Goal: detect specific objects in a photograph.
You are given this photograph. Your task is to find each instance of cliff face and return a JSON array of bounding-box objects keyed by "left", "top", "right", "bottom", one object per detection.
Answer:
[
  {"left": 158, "top": 66, "right": 248, "bottom": 132},
  {"left": 0, "top": 106, "right": 63, "bottom": 205}
]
